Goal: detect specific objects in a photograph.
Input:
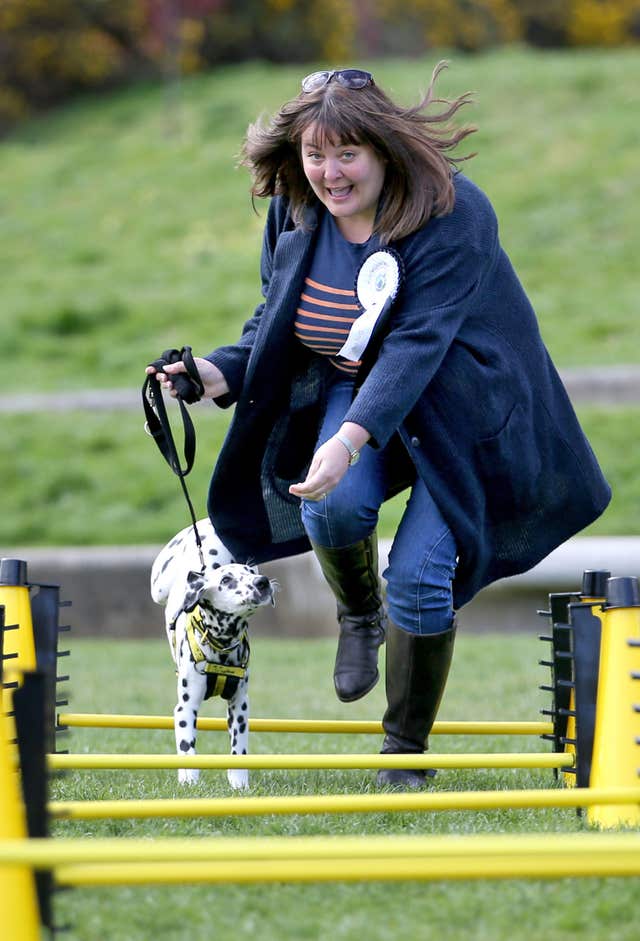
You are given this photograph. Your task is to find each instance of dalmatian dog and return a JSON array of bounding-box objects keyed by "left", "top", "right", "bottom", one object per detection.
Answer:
[{"left": 151, "top": 518, "right": 275, "bottom": 789}]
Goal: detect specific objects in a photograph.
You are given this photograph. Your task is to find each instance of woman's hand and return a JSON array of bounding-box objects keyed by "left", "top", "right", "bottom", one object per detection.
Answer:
[
  {"left": 289, "top": 437, "right": 351, "bottom": 502},
  {"left": 145, "top": 356, "right": 230, "bottom": 400}
]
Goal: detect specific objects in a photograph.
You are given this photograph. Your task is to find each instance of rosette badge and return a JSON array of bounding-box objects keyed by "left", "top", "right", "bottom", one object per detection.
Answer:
[{"left": 339, "top": 249, "right": 403, "bottom": 363}]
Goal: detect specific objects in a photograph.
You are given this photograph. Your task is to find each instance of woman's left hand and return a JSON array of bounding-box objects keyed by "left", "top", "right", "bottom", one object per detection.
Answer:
[{"left": 289, "top": 438, "right": 350, "bottom": 501}]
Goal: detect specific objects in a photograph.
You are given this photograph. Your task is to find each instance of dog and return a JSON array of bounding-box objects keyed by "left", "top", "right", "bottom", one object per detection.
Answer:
[{"left": 151, "top": 518, "right": 274, "bottom": 789}]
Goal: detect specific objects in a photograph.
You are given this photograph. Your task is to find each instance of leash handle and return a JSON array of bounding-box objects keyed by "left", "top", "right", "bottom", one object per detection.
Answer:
[
  {"left": 147, "top": 345, "right": 205, "bottom": 405},
  {"left": 142, "top": 347, "right": 206, "bottom": 571}
]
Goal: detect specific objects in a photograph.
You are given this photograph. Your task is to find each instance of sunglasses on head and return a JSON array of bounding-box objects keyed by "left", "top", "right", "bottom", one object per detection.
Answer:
[{"left": 301, "top": 69, "right": 374, "bottom": 94}]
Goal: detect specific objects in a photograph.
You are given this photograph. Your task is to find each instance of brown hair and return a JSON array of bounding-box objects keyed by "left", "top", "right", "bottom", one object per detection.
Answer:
[{"left": 240, "top": 61, "right": 476, "bottom": 244}]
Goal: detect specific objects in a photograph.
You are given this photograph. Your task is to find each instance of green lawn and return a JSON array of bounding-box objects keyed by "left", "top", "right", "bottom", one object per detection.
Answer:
[
  {"left": 1, "top": 46, "right": 639, "bottom": 546},
  {"left": 48, "top": 634, "right": 640, "bottom": 940},
  {"left": 2, "top": 47, "right": 639, "bottom": 387},
  {"left": 0, "top": 403, "right": 637, "bottom": 545}
]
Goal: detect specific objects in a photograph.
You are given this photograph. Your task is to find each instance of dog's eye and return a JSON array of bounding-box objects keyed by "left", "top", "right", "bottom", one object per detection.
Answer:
[{"left": 220, "top": 574, "right": 233, "bottom": 587}]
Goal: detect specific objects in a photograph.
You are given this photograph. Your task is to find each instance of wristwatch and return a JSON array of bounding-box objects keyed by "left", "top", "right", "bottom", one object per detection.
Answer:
[{"left": 335, "top": 432, "right": 360, "bottom": 466}]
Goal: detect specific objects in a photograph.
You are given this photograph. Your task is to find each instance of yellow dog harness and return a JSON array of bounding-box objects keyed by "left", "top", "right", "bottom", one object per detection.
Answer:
[{"left": 173, "top": 606, "right": 249, "bottom": 700}]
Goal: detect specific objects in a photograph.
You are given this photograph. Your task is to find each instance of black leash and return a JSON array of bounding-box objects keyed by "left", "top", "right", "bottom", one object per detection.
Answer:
[{"left": 142, "top": 346, "right": 207, "bottom": 573}]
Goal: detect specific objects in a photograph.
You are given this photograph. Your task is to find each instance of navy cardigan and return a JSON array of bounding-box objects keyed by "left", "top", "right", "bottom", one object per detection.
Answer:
[{"left": 205, "top": 174, "right": 611, "bottom": 608}]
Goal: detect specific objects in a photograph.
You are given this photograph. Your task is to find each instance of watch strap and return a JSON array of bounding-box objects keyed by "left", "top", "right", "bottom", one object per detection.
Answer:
[{"left": 335, "top": 432, "right": 360, "bottom": 466}]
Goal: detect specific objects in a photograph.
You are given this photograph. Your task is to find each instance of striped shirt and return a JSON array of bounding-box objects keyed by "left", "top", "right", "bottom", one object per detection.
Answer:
[{"left": 294, "top": 213, "right": 371, "bottom": 376}]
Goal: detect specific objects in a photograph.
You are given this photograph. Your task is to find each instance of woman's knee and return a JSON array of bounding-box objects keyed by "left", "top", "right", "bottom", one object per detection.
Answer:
[{"left": 384, "top": 529, "right": 457, "bottom": 634}]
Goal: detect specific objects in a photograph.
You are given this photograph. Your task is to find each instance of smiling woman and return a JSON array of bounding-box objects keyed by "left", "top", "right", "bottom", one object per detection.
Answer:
[{"left": 145, "top": 60, "right": 610, "bottom": 793}]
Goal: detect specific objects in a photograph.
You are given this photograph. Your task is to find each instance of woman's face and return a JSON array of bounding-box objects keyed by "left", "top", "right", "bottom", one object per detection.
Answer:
[{"left": 300, "top": 123, "right": 386, "bottom": 241}]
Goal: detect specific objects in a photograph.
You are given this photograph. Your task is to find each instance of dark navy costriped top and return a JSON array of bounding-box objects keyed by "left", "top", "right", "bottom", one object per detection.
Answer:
[{"left": 294, "top": 213, "right": 371, "bottom": 375}]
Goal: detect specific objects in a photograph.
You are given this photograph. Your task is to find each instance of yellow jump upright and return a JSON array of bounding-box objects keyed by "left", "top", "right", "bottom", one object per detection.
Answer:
[
  {"left": 588, "top": 576, "right": 640, "bottom": 829},
  {"left": 0, "top": 681, "right": 42, "bottom": 938},
  {"left": 564, "top": 570, "right": 609, "bottom": 786},
  {"left": 0, "top": 560, "right": 36, "bottom": 695}
]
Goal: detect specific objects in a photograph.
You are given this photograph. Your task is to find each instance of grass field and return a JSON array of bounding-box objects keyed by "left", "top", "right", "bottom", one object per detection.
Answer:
[
  {"left": 0, "top": 45, "right": 639, "bottom": 545},
  {"left": 47, "top": 634, "right": 640, "bottom": 941},
  {"left": 2, "top": 46, "right": 639, "bottom": 383},
  {"left": 1, "top": 402, "right": 639, "bottom": 546}
]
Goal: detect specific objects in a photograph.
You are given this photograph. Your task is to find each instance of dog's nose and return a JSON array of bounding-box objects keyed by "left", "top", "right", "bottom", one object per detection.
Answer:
[{"left": 254, "top": 576, "right": 270, "bottom": 592}]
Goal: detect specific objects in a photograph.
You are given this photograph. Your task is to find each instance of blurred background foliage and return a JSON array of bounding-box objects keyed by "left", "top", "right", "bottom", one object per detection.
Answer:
[{"left": 2, "top": 0, "right": 640, "bottom": 134}]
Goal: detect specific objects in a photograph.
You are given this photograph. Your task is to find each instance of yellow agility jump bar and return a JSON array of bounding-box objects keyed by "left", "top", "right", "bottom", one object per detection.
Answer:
[
  {"left": 1, "top": 833, "right": 639, "bottom": 884},
  {"left": 0, "top": 831, "right": 638, "bottom": 866},
  {"left": 58, "top": 713, "right": 552, "bottom": 736},
  {"left": 48, "top": 786, "right": 640, "bottom": 821},
  {"left": 53, "top": 851, "right": 640, "bottom": 886},
  {"left": 47, "top": 752, "right": 574, "bottom": 771}
]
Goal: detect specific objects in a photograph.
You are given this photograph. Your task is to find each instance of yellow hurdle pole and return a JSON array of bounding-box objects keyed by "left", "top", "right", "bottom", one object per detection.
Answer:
[
  {"left": 47, "top": 751, "right": 574, "bottom": 771},
  {"left": 588, "top": 580, "right": 640, "bottom": 828},
  {"left": 48, "top": 786, "right": 640, "bottom": 821},
  {"left": 1, "top": 832, "right": 639, "bottom": 867},
  {"left": 57, "top": 713, "right": 552, "bottom": 737},
  {"left": 53, "top": 851, "right": 640, "bottom": 886},
  {"left": 53, "top": 847, "right": 640, "bottom": 886}
]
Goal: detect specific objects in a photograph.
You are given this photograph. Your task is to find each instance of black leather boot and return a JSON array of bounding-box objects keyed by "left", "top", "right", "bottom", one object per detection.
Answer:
[
  {"left": 311, "top": 534, "right": 385, "bottom": 702},
  {"left": 377, "top": 617, "right": 456, "bottom": 789}
]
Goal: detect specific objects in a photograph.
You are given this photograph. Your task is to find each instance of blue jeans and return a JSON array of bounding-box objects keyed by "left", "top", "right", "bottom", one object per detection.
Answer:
[{"left": 301, "top": 377, "right": 457, "bottom": 635}]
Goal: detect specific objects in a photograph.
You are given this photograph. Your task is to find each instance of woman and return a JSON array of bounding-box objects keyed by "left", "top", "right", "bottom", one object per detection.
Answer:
[{"left": 148, "top": 64, "right": 611, "bottom": 789}]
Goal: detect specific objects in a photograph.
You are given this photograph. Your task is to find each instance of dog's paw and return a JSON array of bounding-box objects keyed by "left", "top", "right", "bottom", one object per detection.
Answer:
[
  {"left": 179, "top": 767, "right": 200, "bottom": 785},
  {"left": 227, "top": 768, "right": 249, "bottom": 790}
]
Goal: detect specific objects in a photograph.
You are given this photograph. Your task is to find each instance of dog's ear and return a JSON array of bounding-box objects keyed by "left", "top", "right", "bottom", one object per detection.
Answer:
[{"left": 183, "top": 570, "right": 206, "bottom": 613}]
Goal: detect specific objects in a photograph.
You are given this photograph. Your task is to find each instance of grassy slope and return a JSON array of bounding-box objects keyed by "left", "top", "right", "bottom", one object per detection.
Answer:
[
  {"left": 0, "top": 404, "right": 637, "bottom": 545},
  {"left": 0, "top": 47, "right": 639, "bottom": 545},
  {"left": 50, "top": 634, "right": 640, "bottom": 941}
]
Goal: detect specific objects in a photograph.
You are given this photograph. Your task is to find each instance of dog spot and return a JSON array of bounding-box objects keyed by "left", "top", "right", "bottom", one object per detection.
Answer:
[
  {"left": 209, "top": 548, "right": 218, "bottom": 555},
  {"left": 238, "top": 719, "right": 246, "bottom": 734},
  {"left": 177, "top": 705, "right": 183, "bottom": 712},
  {"left": 212, "top": 562, "right": 221, "bottom": 570},
  {"left": 182, "top": 693, "right": 190, "bottom": 702},
  {"left": 179, "top": 739, "right": 190, "bottom": 752},
  {"left": 179, "top": 720, "right": 187, "bottom": 728},
  {"left": 181, "top": 678, "right": 188, "bottom": 687},
  {"left": 219, "top": 575, "right": 238, "bottom": 591},
  {"left": 241, "top": 701, "right": 247, "bottom": 711},
  {"left": 242, "top": 748, "right": 247, "bottom": 755},
  {"left": 161, "top": 556, "right": 173, "bottom": 573}
]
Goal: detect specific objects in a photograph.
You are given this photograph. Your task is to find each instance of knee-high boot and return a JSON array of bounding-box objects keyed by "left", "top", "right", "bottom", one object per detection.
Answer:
[
  {"left": 377, "top": 617, "right": 456, "bottom": 789},
  {"left": 311, "top": 534, "right": 385, "bottom": 702}
]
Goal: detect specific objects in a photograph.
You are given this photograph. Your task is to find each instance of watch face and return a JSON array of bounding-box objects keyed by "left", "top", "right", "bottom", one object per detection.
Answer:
[{"left": 350, "top": 450, "right": 360, "bottom": 466}]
